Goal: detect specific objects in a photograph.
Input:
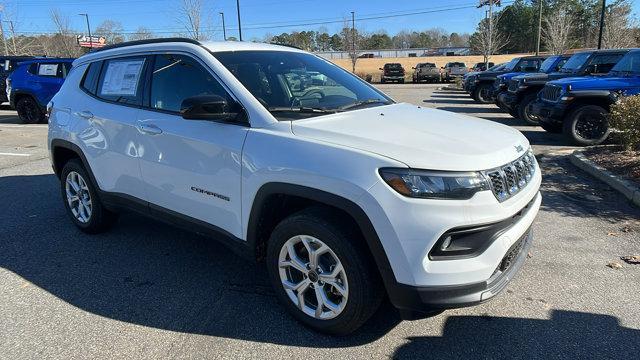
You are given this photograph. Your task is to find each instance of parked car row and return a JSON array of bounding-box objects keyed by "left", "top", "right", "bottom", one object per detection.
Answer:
[
  {"left": 380, "top": 62, "right": 474, "bottom": 84},
  {"left": 3, "top": 57, "right": 75, "bottom": 123},
  {"left": 463, "top": 48, "right": 638, "bottom": 146}
]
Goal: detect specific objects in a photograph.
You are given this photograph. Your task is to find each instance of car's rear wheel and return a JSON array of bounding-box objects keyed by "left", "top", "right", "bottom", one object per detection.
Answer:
[
  {"left": 473, "top": 84, "right": 493, "bottom": 104},
  {"left": 518, "top": 93, "right": 540, "bottom": 125},
  {"left": 60, "top": 159, "right": 117, "bottom": 233},
  {"left": 16, "top": 97, "right": 45, "bottom": 124},
  {"left": 266, "top": 207, "right": 383, "bottom": 335},
  {"left": 563, "top": 104, "right": 610, "bottom": 146}
]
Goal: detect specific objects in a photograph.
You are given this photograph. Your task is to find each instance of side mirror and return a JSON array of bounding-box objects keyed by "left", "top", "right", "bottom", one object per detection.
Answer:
[
  {"left": 180, "top": 95, "right": 244, "bottom": 123},
  {"left": 379, "top": 67, "right": 383, "bottom": 70}
]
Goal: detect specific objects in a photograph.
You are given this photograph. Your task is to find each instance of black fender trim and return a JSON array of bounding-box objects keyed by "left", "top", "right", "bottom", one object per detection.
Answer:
[
  {"left": 50, "top": 139, "right": 99, "bottom": 187},
  {"left": 567, "top": 89, "right": 612, "bottom": 98},
  {"left": 247, "top": 183, "right": 400, "bottom": 303},
  {"left": 10, "top": 90, "right": 40, "bottom": 109}
]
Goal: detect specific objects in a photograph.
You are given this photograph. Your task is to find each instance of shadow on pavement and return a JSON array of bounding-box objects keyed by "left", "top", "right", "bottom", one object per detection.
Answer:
[
  {"left": 0, "top": 113, "right": 21, "bottom": 124},
  {"left": 393, "top": 310, "right": 640, "bottom": 359},
  {"left": 0, "top": 173, "right": 400, "bottom": 348}
]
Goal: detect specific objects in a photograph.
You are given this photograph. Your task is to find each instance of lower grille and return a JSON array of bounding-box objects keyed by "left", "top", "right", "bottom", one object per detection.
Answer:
[
  {"left": 508, "top": 79, "right": 518, "bottom": 92},
  {"left": 541, "top": 84, "right": 561, "bottom": 102},
  {"left": 484, "top": 150, "right": 537, "bottom": 202}
]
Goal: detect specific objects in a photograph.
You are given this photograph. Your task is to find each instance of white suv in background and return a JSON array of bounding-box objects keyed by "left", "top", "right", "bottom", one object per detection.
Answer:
[{"left": 48, "top": 39, "right": 541, "bottom": 335}]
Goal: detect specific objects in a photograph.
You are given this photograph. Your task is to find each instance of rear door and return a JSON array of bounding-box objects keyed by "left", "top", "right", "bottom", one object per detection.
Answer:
[{"left": 135, "top": 53, "right": 248, "bottom": 238}]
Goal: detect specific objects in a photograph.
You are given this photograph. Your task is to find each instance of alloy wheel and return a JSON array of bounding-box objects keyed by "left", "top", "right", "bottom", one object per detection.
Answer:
[
  {"left": 575, "top": 110, "right": 607, "bottom": 141},
  {"left": 65, "top": 171, "right": 92, "bottom": 223},
  {"left": 278, "top": 235, "right": 348, "bottom": 320}
]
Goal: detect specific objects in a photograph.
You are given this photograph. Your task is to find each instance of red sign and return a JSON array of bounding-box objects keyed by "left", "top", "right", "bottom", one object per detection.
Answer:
[{"left": 77, "top": 35, "right": 107, "bottom": 48}]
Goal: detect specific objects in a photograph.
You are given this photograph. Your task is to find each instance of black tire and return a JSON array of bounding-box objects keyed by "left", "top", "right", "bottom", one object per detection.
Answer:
[
  {"left": 16, "top": 97, "right": 45, "bottom": 124},
  {"left": 508, "top": 108, "right": 519, "bottom": 118},
  {"left": 540, "top": 121, "right": 562, "bottom": 133},
  {"left": 518, "top": 93, "right": 540, "bottom": 125},
  {"left": 473, "top": 83, "right": 493, "bottom": 104},
  {"left": 399, "top": 79, "right": 405, "bottom": 84},
  {"left": 60, "top": 159, "right": 118, "bottom": 234},
  {"left": 380, "top": 79, "right": 386, "bottom": 84},
  {"left": 266, "top": 207, "right": 383, "bottom": 335},
  {"left": 563, "top": 104, "right": 610, "bottom": 146}
]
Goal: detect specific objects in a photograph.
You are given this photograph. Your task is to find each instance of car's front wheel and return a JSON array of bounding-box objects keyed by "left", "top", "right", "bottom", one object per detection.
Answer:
[
  {"left": 518, "top": 93, "right": 540, "bottom": 125},
  {"left": 266, "top": 207, "right": 383, "bottom": 335},
  {"left": 563, "top": 104, "right": 610, "bottom": 146},
  {"left": 16, "top": 97, "right": 45, "bottom": 124},
  {"left": 473, "top": 84, "right": 493, "bottom": 104},
  {"left": 60, "top": 159, "right": 117, "bottom": 233}
]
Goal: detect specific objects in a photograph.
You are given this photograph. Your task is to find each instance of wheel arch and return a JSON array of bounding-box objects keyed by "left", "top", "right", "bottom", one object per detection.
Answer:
[
  {"left": 566, "top": 96, "right": 612, "bottom": 114},
  {"left": 50, "top": 139, "right": 100, "bottom": 191},
  {"left": 247, "top": 182, "right": 397, "bottom": 294}
]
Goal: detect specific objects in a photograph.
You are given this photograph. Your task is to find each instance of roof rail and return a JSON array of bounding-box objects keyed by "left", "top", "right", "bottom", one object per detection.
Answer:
[{"left": 92, "top": 37, "right": 201, "bottom": 53}]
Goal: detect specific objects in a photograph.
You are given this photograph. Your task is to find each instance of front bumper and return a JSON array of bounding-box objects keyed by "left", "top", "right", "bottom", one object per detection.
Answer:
[
  {"left": 382, "top": 75, "right": 405, "bottom": 81},
  {"left": 530, "top": 99, "right": 568, "bottom": 126},
  {"left": 390, "top": 229, "right": 533, "bottom": 317},
  {"left": 497, "top": 92, "right": 519, "bottom": 112}
]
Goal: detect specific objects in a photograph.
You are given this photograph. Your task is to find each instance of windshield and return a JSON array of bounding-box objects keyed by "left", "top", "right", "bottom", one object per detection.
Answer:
[
  {"left": 385, "top": 63, "right": 402, "bottom": 69},
  {"left": 560, "top": 52, "right": 591, "bottom": 72},
  {"left": 448, "top": 62, "right": 465, "bottom": 67},
  {"left": 539, "top": 56, "right": 559, "bottom": 73},
  {"left": 610, "top": 51, "right": 640, "bottom": 75},
  {"left": 503, "top": 58, "right": 520, "bottom": 71},
  {"left": 489, "top": 63, "right": 505, "bottom": 71},
  {"left": 213, "top": 50, "right": 391, "bottom": 120}
]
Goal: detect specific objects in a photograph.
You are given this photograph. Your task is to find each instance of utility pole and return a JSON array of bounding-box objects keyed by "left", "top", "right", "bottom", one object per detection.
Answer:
[
  {"left": 535, "top": 0, "right": 543, "bottom": 55},
  {"left": 597, "top": 0, "right": 606, "bottom": 49},
  {"left": 219, "top": 12, "right": 226, "bottom": 41},
  {"left": 351, "top": 11, "right": 356, "bottom": 73},
  {"left": 478, "top": 0, "right": 500, "bottom": 69},
  {"left": 236, "top": 0, "right": 242, "bottom": 41},
  {"left": 79, "top": 13, "right": 92, "bottom": 49}
]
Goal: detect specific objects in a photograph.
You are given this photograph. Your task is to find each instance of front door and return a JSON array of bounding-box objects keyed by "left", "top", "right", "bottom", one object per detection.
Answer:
[{"left": 136, "top": 53, "right": 248, "bottom": 238}]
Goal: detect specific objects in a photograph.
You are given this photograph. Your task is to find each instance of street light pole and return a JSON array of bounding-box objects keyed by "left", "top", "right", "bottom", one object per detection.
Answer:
[
  {"left": 535, "top": 0, "right": 543, "bottom": 55},
  {"left": 79, "top": 13, "right": 92, "bottom": 49},
  {"left": 597, "top": 0, "right": 606, "bottom": 49},
  {"left": 219, "top": 12, "right": 226, "bottom": 41},
  {"left": 236, "top": 0, "right": 242, "bottom": 41}
]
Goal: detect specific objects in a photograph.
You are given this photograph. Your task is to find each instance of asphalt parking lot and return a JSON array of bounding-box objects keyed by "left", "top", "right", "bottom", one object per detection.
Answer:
[{"left": 1, "top": 85, "right": 639, "bottom": 359}]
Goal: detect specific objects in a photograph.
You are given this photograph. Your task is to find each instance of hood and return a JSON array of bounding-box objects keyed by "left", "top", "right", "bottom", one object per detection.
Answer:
[
  {"left": 498, "top": 72, "right": 525, "bottom": 81},
  {"left": 291, "top": 103, "right": 529, "bottom": 171},
  {"left": 551, "top": 76, "right": 637, "bottom": 90}
]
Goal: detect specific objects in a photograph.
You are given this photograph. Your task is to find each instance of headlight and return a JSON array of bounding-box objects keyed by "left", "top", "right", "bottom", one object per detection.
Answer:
[{"left": 379, "top": 168, "right": 491, "bottom": 200}]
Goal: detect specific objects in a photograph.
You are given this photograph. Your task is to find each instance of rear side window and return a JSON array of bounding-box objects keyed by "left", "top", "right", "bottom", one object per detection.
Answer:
[
  {"left": 81, "top": 61, "right": 103, "bottom": 95},
  {"left": 149, "top": 54, "right": 230, "bottom": 113},
  {"left": 588, "top": 53, "right": 625, "bottom": 74},
  {"left": 97, "top": 57, "right": 147, "bottom": 106}
]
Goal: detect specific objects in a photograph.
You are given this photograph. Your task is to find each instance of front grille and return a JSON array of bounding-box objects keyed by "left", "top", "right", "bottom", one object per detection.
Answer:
[
  {"left": 483, "top": 151, "right": 537, "bottom": 202},
  {"left": 508, "top": 79, "right": 518, "bottom": 92},
  {"left": 541, "top": 84, "right": 561, "bottom": 102}
]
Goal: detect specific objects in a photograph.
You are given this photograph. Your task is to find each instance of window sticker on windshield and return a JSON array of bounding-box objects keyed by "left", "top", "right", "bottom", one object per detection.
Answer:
[
  {"left": 39, "top": 64, "right": 59, "bottom": 76},
  {"left": 100, "top": 59, "right": 145, "bottom": 96}
]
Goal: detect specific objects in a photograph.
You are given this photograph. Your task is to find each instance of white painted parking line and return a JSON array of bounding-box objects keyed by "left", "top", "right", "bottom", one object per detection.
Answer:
[
  {"left": 0, "top": 152, "right": 31, "bottom": 157},
  {"left": 0, "top": 124, "right": 47, "bottom": 128}
]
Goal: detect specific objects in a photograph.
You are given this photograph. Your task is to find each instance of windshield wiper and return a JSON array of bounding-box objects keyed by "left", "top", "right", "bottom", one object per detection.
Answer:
[
  {"left": 268, "top": 106, "right": 337, "bottom": 114},
  {"left": 339, "top": 99, "right": 391, "bottom": 111}
]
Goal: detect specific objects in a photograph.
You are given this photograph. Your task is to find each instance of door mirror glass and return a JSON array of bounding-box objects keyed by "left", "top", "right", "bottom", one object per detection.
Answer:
[{"left": 180, "top": 95, "right": 244, "bottom": 122}]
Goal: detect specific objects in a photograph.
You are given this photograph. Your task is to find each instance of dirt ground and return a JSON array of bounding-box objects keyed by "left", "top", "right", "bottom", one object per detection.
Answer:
[{"left": 583, "top": 145, "right": 640, "bottom": 187}]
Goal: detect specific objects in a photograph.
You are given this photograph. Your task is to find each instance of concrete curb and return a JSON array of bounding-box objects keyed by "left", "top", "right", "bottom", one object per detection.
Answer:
[{"left": 570, "top": 150, "right": 640, "bottom": 207}]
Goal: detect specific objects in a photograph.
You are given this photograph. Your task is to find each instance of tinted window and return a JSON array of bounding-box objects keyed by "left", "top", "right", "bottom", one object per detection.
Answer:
[
  {"left": 150, "top": 54, "right": 230, "bottom": 113},
  {"left": 385, "top": 63, "right": 402, "bottom": 69},
  {"left": 587, "top": 53, "right": 625, "bottom": 74},
  {"left": 515, "top": 59, "right": 540, "bottom": 72},
  {"left": 27, "top": 63, "right": 38, "bottom": 74},
  {"left": 611, "top": 51, "right": 640, "bottom": 74},
  {"left": 560, "top": 52, "right": 591, "bottom": 72},
  {"left": 81, "top": 61, "right": 102, "bottom": 95},
  {"left": 539, "top": 56, "right": 559, "bottom": 72},
  {"left": 97, "top": 57, "right": 147, "bottom": 106}
]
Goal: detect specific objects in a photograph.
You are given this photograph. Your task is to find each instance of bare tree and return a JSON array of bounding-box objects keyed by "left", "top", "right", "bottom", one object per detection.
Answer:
[
  {"left": 49, "top": 9, "right": 82, "bottom": 57},
  {"left": 94, "top": 20, "right": 125, "bottom": 45},
  {"left": 542, "top": 6, "right": 575, "bottom": 54},
  {"left": 469, "top": 13, "right": 508, "bottom": 66},
  {"left": 601, "top": 0, "right": 637, "bottom": 49},
  {"left": 341, "top": 20, "right": 359, "bottom": 73},
  {"left": 178, "top": 0, "right": 207, "bottom": 40},
  {"left": 128, "top": 27, "right": 155, "bottom": 41}
]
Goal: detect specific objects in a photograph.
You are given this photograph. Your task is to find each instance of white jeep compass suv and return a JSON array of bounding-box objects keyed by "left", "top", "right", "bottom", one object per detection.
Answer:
[{"left": 48, "top": 39, "right": 541, "bottom": 335}]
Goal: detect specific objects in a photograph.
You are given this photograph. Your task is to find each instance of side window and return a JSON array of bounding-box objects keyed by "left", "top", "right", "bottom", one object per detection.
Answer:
[
  {"left": 555, "top": 59, "right": 568, "bottom": 71},
  {"left": 517, "top": 59, "right": 538, "bottom": 72},
  {"left": 150, "top": 54, "right": 230, "bottom": 113},
  {"left": 588, "top": 54, "right": 624, "bottom": 74},
  {"left": 38, "top": 63, "right": 61, "bottom": 77},
  {"left": 81, "top": 61, "right": 103, "bottom": 95},
  {"left": 28, "top": 63, "right": 38, "bottom": 74},
  {"left": 97, "top": 57, "right": 147, "bottom": 106}
]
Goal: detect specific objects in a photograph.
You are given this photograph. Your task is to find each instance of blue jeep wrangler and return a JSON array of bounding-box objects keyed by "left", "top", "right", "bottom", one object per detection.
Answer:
[
  {"left": 494, "top": 54, "right": 570, "bottom": 122},
  {"left": 531, "top": 49, "right": 640, "bottom": 146},
  {"left": 498, "top": 49, "right": 628, "bottom": 125},
  {"left": 7, "top": 58, "right": 74, "bottom": 123},
  {"left": 465, "top": 55, "right": 546, "bottom": 104}
]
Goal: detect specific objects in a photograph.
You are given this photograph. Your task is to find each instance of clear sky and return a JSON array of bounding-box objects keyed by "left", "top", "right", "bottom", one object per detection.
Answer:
[{"left": 2, "top": 0, "right": 639, "bottom": 41}]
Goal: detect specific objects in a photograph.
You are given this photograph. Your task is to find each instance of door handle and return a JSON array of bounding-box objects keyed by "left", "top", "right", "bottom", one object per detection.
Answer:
[
  {"left": 77, "top": 110, "right": 94, "bottom": 119},
  {"left": 138, "top": 123, "right": 163, "bottom": 135}
]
